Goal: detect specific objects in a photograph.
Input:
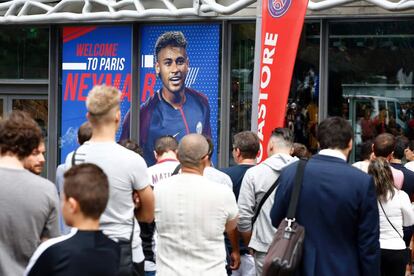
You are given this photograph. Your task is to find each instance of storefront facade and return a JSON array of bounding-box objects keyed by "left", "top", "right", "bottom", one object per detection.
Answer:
[{"left": 0, "top": 0, "right": 413, "bottom": 180}]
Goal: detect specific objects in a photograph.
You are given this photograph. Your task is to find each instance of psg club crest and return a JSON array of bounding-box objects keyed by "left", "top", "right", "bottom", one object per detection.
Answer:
[{"left": 268, "top": 0, "right": 291, "bottom": 18}]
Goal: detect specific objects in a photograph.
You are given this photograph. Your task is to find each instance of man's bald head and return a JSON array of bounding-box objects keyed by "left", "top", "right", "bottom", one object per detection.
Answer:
[{"left": 178, "top": 134, "right": 209, "bottom": 169}]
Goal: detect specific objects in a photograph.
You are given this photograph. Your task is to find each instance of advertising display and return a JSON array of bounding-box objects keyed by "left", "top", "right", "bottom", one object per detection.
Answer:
[
  {"left": 120, "top": 24, "right": 220, "bottom": 166},
  {"left": 60, "top": 26, "right": 132, "bottom": 163},
  {"left": 256, "top": 0, "right": 308, "bottom": 162}
]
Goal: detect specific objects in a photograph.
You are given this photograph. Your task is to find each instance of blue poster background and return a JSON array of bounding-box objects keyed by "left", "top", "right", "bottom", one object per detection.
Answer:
[
  {"left": 139, "top": 24, "right": 220, "bottom": 165},
  {"left": 60, "top": 26, "right": 131, "bottom": 163}
]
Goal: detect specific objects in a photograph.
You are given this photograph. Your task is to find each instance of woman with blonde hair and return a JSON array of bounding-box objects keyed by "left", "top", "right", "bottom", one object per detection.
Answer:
[{"left": 368, "top": 157, "right": 414, "bottom": 276}]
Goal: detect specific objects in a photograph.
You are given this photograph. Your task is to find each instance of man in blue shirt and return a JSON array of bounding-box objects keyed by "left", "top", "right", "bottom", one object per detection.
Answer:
[
  {"left": 221, "top": 131, "right": 260, "bottom": 276},
  {"left": 120, "top": 31, "right": 211, "bottom": 165}
]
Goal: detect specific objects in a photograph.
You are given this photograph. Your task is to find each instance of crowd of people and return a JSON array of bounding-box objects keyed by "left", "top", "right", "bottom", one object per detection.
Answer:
[{"left": 1, "top": 84, "right": 414, "bottom": 276}]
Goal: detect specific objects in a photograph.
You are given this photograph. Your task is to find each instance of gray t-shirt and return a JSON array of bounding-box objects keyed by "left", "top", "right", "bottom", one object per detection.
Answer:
[
  {"left": 0, "top": 167, "right": 60, "bottom": 276},
  {"left": 66, "top": 141, "right": 150, "bottom": 262}
]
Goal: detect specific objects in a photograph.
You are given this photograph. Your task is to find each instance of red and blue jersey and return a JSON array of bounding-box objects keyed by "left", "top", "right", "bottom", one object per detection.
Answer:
[{"left": 120, "top": 88, "right": 211, "bottom": 166}]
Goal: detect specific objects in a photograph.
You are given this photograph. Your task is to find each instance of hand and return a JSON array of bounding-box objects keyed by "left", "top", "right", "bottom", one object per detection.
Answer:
[{"left": 229, "top": 250, "right": 241, "bottom": 270}]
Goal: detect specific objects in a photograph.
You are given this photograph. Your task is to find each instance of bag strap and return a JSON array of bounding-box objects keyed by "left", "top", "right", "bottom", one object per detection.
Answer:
[
  {"left": 251, "top": 177, "right": 280, "bottom": 226},
  {"left": 286, "top": 159, "right": 307, "bottom": 220},
  {"left": 378, "top": 200, "right": 404, "bottom": 240},
  {"left": 71, "top": 148, "right": 78, "bottom": 166},
  {"left": 172, "top": 164, "right": 181, "bottom": 176}
]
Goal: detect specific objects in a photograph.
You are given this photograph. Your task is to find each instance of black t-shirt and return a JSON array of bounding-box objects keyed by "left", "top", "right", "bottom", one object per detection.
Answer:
[
  {"left": 390, "top": 163, "right": 414, "bottom": 198},
  {"left": 221, "top": 164, "right": 254, "bottom": 201},
  {"left": 26, "top": 230, "right": 120, "bottom": 276}
]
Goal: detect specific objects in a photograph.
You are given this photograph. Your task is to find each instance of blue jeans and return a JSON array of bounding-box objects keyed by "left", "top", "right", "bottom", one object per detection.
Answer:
[{"left": 145, "top": 271, "right": 156, "bottom": 276}]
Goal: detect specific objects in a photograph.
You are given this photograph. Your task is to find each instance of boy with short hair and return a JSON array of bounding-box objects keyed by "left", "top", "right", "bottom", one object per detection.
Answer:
[{"left": 25, "top": 163, "right": 120, "bottom": 276}]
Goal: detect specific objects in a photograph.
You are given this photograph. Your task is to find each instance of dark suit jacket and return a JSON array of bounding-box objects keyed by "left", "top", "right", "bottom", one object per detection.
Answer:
[{"left": 270, "top": 154, "right": 380, "bottom": 276}]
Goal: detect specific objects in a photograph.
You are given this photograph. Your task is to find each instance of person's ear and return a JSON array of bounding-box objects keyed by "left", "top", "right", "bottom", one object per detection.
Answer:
[
  {"left": 202, "top": 154, "right": 210, "bottom": 167},
  {"left": 235, "top": 148, "right": 241, "bottom": 158},
  {"left": 153, "top": 151, "right": 158, "bottom": 161},
  {"left": 86, "top": 112, "right": 90, "bottom": 120},
  {"left": 115, "top": 109, "right": 121, "bottom": 124},
  {"left": 155, "top": 62, "right": 160, "bottom": 77},
  {"left": 67, "top": 197, "right": 80, "bottom": 214}
]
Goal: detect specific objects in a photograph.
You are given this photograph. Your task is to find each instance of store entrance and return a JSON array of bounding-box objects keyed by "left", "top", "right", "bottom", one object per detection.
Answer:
[{"left": 0, "top": 95, "right": 48, "bottom": 176}]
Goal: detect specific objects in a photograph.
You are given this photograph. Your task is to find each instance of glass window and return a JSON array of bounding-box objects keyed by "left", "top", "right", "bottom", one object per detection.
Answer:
[
  {"left": 229, "top": 23, "right": 255, "bottom": 164},
  {"left": 286, "top": 22, "right": 320, "bottom": 155},
  {"left": 229, "top": 22, "right": 320, "bottom": 163},
  {"left": 0, "top": 28, "right": 49, "bottom": 79},
  {"left": 328, "top": 21, "right": 414, "bottom": 161}
]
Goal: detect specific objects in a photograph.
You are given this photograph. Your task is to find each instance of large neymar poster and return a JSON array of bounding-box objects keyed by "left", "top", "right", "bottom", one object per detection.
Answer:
[
  {"left": 119, "top": 24, "right": 220, "bottom": 166},
  {"left": 60, "top": 26, "right": 131, "bottom": 163}
]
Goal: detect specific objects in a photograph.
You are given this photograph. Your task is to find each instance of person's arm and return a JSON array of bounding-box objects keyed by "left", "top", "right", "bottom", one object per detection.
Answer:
[
  {"left": 224, "top": 189, "right": 240, "bottom": 270},
  {"left": 40, "top": 184, "right": 61, "bottom": 240},
  {"left": 225, "top": 217, "right": 240, "bottom": 271},
  {"left": 358, "top": 177, "right": 380, "bottom": 276},
  {"left": 237, "top": 172, "right": 256, "bottom": 247},
  {"left": 131, "top": 156, "right": 155, "bottom": 223},
  {"left": 134, "top": 186, "right": 154, "bottom": 223},
  {"left": 202, "top": 97, "right": 212, "bottom": 138}
]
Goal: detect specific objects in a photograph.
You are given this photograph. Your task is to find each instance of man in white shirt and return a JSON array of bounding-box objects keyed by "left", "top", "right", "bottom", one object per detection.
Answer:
[
  {"left": 148, "top": 135, "right": 180, "bottom": 186},
  {"left": 65, "top": 85, "right": 154, "bottom": 276},
  {"left": 203, "top": 136, "right": 233, "bottom": 190},
  {"left": 154, "top": 134, "right": 239, "bottom": 276},
  {"left": 142, "top": 135, "right": 180, "bottom": 275}
]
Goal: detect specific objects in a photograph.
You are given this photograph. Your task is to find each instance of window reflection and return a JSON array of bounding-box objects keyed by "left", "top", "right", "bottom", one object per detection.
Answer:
[
  {"left": 229, "top": 23, "right": 255, "bottom": 165},
  {"left": 0, "top": 28, "right": 49, "bottom": 79},
  {"left": 328, "top": 21, "right": 414, "bottom": 161},
  {"left": 286, "top": 22, "right": 320, "bottom": 154},
  {"left": 229, "top": 22, "right": 320, "bottom": 164}
]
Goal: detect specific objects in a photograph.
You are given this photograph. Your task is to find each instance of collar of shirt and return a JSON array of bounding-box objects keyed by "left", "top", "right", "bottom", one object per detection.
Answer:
[{"left": 319, "top": 149, "right": 347, "bottom": 161}]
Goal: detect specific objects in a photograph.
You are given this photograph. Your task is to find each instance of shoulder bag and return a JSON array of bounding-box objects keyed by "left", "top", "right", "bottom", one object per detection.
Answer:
[{"left": 262, "top": 159, "right": 307, "bottom": 276}]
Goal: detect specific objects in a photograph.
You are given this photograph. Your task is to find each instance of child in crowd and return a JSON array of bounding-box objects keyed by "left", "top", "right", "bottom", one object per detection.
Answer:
[{"left": 25, "top": 163, "right": 120, "bottom": 276}]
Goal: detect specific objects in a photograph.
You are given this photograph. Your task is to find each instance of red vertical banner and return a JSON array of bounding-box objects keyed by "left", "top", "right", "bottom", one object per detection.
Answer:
[{"left": 256, "top": 0, "right": 308, "bottom": 162}]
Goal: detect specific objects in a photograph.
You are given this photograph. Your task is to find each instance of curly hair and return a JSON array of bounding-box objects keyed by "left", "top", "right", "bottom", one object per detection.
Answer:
[
  {"left": 154, "top": 31, "right": 187, "bottom": 62},
  {"left": 0, "top": 111, "right": 42, "bottom": 160}
]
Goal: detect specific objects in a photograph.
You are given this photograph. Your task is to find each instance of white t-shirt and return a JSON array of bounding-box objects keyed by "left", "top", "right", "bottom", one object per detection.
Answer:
[
  {"left": 203, "top": 166, "right": 233, "bottom": 190},
  {"left": 405, "top": 161, "right": 414, "bottom": 172},
  {"left": 144, "top": 159, "right": 179, "bottom": 271},
  {"left": 148, "top": 159, "right": 180, "bottom": 187},
  {"left": 352, "top": 160, "right": 370, "bottom": 173},
  {"left": 379, "top": 189, "right": 414, "bottom": 250},
  {"left": 154, "top": 173, "right": 238, "bottom": 276},
  {"left": 65, "top": 141, "right": 149, "bottom": 262}
]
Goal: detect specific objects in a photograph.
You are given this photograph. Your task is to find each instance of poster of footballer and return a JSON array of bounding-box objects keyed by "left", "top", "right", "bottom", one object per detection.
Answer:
[
  {"left": 120, "top": 23, "right": 221, "bottom": 166},
  {"left": 60, "top": 25, "right": 132, "bottom": 163}
]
